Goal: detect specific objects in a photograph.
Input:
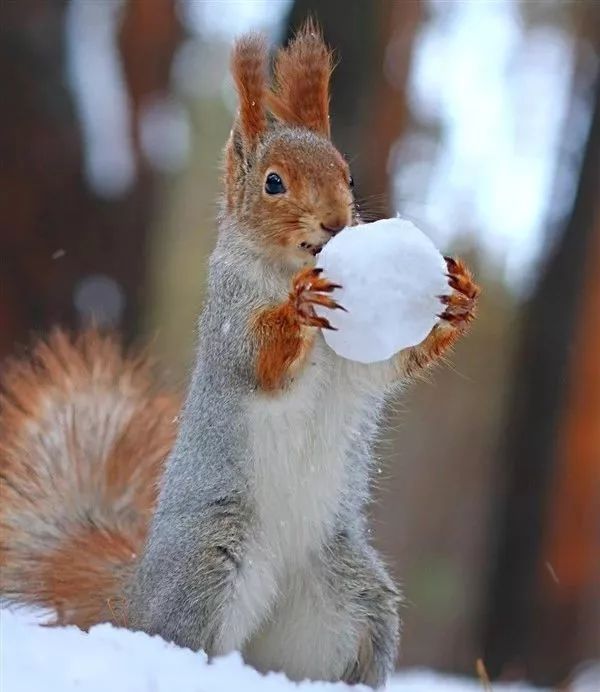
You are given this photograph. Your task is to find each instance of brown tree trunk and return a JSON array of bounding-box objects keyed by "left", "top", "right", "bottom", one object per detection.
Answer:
[
  {"left": 0, "top": 0, "right": 181, "bottom": 359},
  {"left": 483, "top": 76, "right": 600, "bottom": 685},
  {"left": 532, "top": 155, "right": 600, "bottom": 683}
]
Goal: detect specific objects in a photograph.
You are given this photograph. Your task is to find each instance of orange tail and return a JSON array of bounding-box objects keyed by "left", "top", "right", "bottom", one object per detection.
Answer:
[{"left": 0, "top": 330, "right": 179, "bottom": 629}]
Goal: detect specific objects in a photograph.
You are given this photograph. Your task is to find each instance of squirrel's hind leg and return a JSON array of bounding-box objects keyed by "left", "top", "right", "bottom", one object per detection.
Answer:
[
  {"left": 243, "top": 531, "right": 400, "bottom": 688},
  {"left": 332, "top": 534, "right": 401, "bottom": 688}
]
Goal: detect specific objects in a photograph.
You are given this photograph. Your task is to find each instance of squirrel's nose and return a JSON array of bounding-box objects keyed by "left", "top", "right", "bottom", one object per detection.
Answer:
[{"left": 320, "top": 219, "right": 346, "bottom": 235}]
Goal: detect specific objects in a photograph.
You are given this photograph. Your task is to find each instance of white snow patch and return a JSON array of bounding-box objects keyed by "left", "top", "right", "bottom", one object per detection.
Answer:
[
  {"left": 316, "top": 218, "right": 449, "bottom": 363},
  {"left": 0, "top": 608, "right": 561, "bottom": 691}
]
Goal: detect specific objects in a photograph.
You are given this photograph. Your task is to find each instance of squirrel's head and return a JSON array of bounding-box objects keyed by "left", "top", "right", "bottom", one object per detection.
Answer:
[{"left": 223, "top": 22, "right": 356, "bottom": 270}]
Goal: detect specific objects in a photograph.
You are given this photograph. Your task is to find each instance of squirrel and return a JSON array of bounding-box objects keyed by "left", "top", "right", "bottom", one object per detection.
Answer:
[{"left": 0, "top": 23, "right": 479, "bottom": 688}]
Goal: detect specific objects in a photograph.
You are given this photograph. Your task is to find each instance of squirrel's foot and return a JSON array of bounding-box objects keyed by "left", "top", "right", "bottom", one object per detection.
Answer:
[
  {"left": 438, "top": 256, "right": 480, "bottom": 329},
  {"left": 290, "top": 267, "right": 345, "bottom": 330}
]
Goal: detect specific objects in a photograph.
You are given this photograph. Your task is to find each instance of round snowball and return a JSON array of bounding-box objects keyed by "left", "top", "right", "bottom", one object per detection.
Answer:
[{"left": 315, "top": 218, "right": 450, "bottom": 364}]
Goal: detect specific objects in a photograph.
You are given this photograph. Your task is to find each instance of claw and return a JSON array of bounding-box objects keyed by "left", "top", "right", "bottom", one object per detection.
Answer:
[
  {"left": 436, "top": 256, "right": 479, "bottom": 329},
  {"left": 441, "top": 292, "right": 472, "bottom": 308},
  {"left": 444, "top": 256, "right": 458, "bottom": 271},
  {"left": 440, "top": 308, "right": 473, "bottom": 325},
  {"left": 306, "top": 292, "right": 347, "bottom": 311},
  {"left": 291, "top": 267, "right": 345, "bottom": 329},
  {"left": 309, "top": 278, "right": 342, "bottom": 293},
  {"left": 439, "top": 310, "right": 458, "bottom": 323},
  {"left": 447, "top": 275, "right": 461, "bottom": 291},
  {"left": 310, "top": 315, "right": 337, "bottom": 330}
]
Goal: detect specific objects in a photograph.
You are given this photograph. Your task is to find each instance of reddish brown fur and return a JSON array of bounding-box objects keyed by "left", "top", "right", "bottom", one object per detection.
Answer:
[
  {"left": 224, "top": 23, "right": 353, "bottom": 268},
  {"left": 254, "top": 303, "right": 306, "bottom": 392},
  {"left": 268, "top": 20, "right": 334, "bottom": 137},
  {"left": 0, "top": 330, "right": 180, "bottom": 627},
  {"left": 37, "top": 527, "right": 137, "bottom": 629},
  {"left": 253, "top": 267, "right": 343, "bottom": 391},
  {"left": 401, "top": 257, "right": 480, "bottom": 377},
  {"left": 225, "top": 35, "right": 269, "bottom": 212},
  {"left": 248, "top": 137, "right": 352, "bottom": 256},
  {"left": 230, "top": 33, "right": 269, "bottom": 147}
]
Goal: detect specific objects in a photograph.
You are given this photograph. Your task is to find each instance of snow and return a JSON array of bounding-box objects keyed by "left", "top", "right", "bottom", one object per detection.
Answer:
[
  {"left": 316, "top": 218, "right": 449, "bottom": 363},
  {"left": 2, "top": 607, "right": 573, "bottom": 692}
]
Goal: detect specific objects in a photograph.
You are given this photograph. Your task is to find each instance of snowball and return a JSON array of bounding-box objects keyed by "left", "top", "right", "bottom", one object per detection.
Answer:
[{"left": 315, "top": 218, "right": 450, "bottom": 364}]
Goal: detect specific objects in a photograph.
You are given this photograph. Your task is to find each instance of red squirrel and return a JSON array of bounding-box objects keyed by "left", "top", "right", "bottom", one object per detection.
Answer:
[{"left": 0, "top": 23, "right": 479, "bottom": 687}]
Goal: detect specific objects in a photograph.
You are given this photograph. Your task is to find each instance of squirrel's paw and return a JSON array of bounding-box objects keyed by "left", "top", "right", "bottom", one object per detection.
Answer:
[
  {"left": 290, "top": 267, "right": 345, "bottom": 330},
  {"left": 438, "top": 257, "right": 480, "bottom": 329}
]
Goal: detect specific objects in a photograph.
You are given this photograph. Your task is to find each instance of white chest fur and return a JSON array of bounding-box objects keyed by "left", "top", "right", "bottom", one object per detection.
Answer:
[
  {"left": 214, "top": 333, "right": 387, "bottom": 658},
  {"left": 249, "top": 343, "right": 336, "bottom": 568},
  {"left": 247, "top": 336, "right": 368, "bottom": 567},
  {"left": 223, "top": 336, "right": 380, "bottom": 675}
]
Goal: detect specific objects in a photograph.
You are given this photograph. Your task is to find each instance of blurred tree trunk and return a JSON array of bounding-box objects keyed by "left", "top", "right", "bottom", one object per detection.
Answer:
[
  {"left": 0, "top": 0, "right": 181, "bottom": 359},
  {"left": 281, "top": 0, "right": 422, "bottom": 216},
  {"left": 534, "top": 183, "right": 600, "bottom": 683},
  {"left": 118, "top": 0, "right": 183, "bottom": 159},
  {"left": 483, "top": 76, "right": 600, "bottom": 685}
]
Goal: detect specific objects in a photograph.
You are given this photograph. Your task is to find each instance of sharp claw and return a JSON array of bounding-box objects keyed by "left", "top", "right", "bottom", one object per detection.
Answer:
[
  {"left": 326, "top": 302, "right": 346, "bottom": 312},
  {"left": 314, "top": 281, "right": 341, "bottom": 293}
]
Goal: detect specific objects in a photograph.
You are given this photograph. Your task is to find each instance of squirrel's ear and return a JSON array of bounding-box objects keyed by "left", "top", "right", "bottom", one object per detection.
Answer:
[
  {"left": 267, "top": 20, "right": 333, "bottom": 138},
  {"left": 230, "top": 33, "right": 269, "bottom": 150}
]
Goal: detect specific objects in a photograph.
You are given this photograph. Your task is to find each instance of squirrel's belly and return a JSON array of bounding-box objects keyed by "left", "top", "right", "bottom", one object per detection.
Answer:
[
  {"left": 240, "top": 354, "right": 367, "bottom": 679},
  {"left": 246, "top": 355, "right": 359, "bottom": 567}
]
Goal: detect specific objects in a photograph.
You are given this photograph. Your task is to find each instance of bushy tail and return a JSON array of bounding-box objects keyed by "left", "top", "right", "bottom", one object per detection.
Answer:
[{"left": 0, "top": 330, "right": 179, "bottom": 629}]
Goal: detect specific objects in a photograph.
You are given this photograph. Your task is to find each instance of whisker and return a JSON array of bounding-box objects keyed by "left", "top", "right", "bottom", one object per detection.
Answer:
[
  {"left": 354, "top": 192, "right": 389, "bottom": 202},
  {"left": 356, "top": 201, "right": 390, "bottom": 211},
  {"left": 283, "top": 198, "right": 310, "bottom": 216}
]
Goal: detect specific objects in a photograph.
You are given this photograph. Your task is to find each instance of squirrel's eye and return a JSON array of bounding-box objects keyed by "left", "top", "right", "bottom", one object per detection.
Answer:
[
  {"left": 265, "top": 172, "right": 286, "bottom": 195},
  {"left": 349, "top": 175, "right": 354, "bottom": 189}
]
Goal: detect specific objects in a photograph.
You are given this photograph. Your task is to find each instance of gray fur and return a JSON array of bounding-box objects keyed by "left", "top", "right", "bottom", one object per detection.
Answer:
[{"left": 128, "top": 212, "right": 402, "bottom": 689}]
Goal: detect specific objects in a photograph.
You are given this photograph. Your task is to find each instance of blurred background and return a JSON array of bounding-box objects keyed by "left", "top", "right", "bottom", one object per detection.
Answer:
[{"left": 1, "top": 0, "right": 598, "bottom": 686}]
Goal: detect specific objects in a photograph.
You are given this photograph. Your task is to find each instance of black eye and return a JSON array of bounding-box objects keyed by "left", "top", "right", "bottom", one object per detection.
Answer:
[
  {"left": 265, "top": 172, "right": 286, "bottom": 195},
  {"left": 349, "top": 175, "right": 354, "bottom": 189}
]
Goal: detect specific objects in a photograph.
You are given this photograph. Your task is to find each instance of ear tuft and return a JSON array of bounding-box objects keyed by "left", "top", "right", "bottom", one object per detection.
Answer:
[
  {"left": 231, "top": 33, "right": 269, "bottom": 147},
  {"left": 267, "top": 20, "right": 334, "bottom": 138}
]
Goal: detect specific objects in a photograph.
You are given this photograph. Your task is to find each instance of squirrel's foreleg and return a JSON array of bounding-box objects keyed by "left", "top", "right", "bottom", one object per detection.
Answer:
[
  {"left": 252, "top": 267, "right": 343, "bottom": 391},
  {"left": 342, "top": 257, "right": 479, "bottom": 389},
  {"left": 393, "top": 256, "right": 480, "bottom": 380}
]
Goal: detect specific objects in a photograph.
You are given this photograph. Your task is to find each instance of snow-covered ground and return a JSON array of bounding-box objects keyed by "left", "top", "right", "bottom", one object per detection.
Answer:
[{"left": 1, "top": 608, "right": 597, "bottom": 691}]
